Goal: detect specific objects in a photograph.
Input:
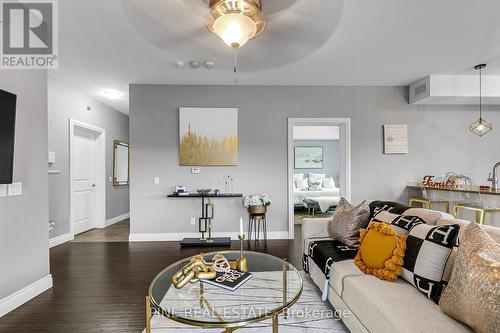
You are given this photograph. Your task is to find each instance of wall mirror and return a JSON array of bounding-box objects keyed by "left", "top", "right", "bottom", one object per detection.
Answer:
[{"left": 113, "top": 140, "right": 130, "bottom": 186}]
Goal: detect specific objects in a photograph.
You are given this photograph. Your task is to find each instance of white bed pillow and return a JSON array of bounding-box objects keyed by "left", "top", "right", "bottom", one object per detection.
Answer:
[
  {"left": 308, "top": 178, "right": 323, "bottom": 190},
  {"left": 323, "top": 177, "right": 336, "bottom": 189},
  {"left": 295, "top": 177, "right": 309, "bottom": 190},
  {"left": 293, "top": 173, "right": 305, "bottom": 182},
  {"left": 308, "top": 173, "right": 326, "bottom": 180}
]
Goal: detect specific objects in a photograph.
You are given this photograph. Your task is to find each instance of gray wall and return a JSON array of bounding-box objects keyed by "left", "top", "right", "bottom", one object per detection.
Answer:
[
  {"left": 294, "top": 140, "right": 340, "bottom": 186},
  {"left": 130, "top": 85, "right": 500, "bottom": 235},
  {"left": 48, "top": 79, "right": 130, "bottom": 239},
  {"left": 0, "top": 71, "right": 50, "bottom": 299}
]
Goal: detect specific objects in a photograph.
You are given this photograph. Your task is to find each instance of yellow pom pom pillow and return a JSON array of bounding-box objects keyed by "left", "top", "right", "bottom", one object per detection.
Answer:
[{"left": 355, "top": 222, "right": 407, "bottom": 281}]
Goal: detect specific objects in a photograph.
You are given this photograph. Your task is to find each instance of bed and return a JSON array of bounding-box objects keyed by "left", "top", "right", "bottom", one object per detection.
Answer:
[{"left": 294, "top": 188, "right": 340, "bottom": 213}]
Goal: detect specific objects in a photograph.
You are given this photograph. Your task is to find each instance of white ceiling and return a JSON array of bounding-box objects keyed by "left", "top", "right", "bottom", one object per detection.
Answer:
[{"left": 49, "top": 0, "right": 500, "bottom": 114}]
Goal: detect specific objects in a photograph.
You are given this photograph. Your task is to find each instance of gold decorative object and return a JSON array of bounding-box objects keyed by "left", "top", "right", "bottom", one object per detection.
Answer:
[
  {"left": 207, "top": 0, "right": 265, "bottom": 49},
  {"left": 196, "top": 189, "right": 212, "bottom": 196},
  {"left": 172, "top": 255, "right": 217, "bottom": 289},
  {"left": 235, "top": 234, "right": 248, "bottom": 272}
]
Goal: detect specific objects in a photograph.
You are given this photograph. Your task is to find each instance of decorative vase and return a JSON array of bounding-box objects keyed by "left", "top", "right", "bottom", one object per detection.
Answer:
[{"left": 248, "top": 205, "right": 267, "bottom": 215}]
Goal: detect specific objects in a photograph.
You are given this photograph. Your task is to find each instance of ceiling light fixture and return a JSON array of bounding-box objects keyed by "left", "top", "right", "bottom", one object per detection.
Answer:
[
  {"left": 208, "top": 0, "right": 265, "bottom": 49},
  {"left": 469, "top": 64, "right": 492, "bottom": 137},
  {"left": 100, "top": 89, "right": 124, "bottom": 100},
  {"left": 207, "top": 0, "right": 265, "bottom": 83}
]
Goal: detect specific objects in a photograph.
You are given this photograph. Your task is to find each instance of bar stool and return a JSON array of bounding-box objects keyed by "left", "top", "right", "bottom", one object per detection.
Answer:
[
  {"left": 453, "top": 204, "right": 500, "bottom": 225},
  {"left": 408, "top": 197, "right": 450, "bottom": 213},
  {"left": 247, "top": 206, "right": 268, "bottom": 243},
  {"left": 452, "top": 185, "right": 500, "bottom": 225},
  {"left": 407, "top": 184, "right": 450, "bottom": 213}
]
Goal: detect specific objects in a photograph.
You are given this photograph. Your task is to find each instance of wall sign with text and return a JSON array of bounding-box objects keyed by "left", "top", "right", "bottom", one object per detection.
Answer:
[{"left": 383, "top": 124, "right": 408, "bottom": 154}]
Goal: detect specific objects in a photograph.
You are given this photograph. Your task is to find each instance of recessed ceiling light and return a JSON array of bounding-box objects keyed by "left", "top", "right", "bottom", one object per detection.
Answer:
[{"left": 100, "top": 89, "right": 124, "bottom": 100}]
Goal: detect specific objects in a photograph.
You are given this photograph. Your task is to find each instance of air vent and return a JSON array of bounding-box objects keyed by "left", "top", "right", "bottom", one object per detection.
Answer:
[
  {"left": 409, "top": 75, "right": 500, "bottom": 105},
  {"left": 414, "top": 83, "right": 427, "bottom": 96}
]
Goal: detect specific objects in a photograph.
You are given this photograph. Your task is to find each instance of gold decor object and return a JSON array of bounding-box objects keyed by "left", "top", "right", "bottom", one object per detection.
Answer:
[
  {"left": 248, "top": 205, "right": 267, "bottom": 215},
  {"left": 196, "top": 189, "right": 212, "bottom": 196},
  {"left": 212, "top": 253, "right": 231, "bottom": 273},
  {"left": 236, "top": 234, "right": 248, "bottom": 272},
  {"left": 470, "top": 64, "right": 493, "bottom": 137},
  {"left": 172, "top": 255, "right": 217, "bottom": 289},
  {"left": 207, "top": 0, "right": 265, "bottom": 49}
]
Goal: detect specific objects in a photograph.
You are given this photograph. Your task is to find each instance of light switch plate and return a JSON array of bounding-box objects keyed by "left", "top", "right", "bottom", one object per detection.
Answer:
[
  {"left": 0, "top": 184, "right": 6, "bottom": 197},
  {"left": 154, "top": 176, "right": 160, "bottom": 185},
  {"left": 191, "top": 217, "right": 196, "bottom": 225},
  {"left": 8, "top": 182, "right": 22, "bottom": 196},
  {"left": 191, "top": 168, "right": 200, "bottom": 174},
  {"left": 48, "top": 151, "right": 56, "bottom": 164}
]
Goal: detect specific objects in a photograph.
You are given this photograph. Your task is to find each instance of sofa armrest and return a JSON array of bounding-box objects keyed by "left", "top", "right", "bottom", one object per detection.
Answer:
[{"left": 301, "top": 217, "right": 332, "bottom": 254}]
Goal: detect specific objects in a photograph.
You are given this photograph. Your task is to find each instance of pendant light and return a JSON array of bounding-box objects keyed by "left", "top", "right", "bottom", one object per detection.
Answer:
[{"left": 469, "top": 64, "right": 492, "bottom": 137}]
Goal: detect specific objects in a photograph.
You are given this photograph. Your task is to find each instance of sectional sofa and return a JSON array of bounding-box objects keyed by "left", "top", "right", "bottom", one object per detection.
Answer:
[{"left": 302, "top": 202, "right": 500, "bottom": 333}]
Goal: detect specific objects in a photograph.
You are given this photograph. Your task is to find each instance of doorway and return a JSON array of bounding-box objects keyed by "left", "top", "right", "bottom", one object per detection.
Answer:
[
  {"left": 69, "top": 119, "right": 106, "bottom": 237},
  {"left": 287, "top": 118, "right": 351, "bottom": 238}
]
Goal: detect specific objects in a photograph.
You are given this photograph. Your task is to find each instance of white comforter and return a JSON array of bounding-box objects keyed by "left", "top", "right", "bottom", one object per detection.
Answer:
[
  {"left": 312, "top": 196, "right": 340, "bottom": 213},
  {"left": 294, "top": 188, "right": 340, "bottom": 206}
]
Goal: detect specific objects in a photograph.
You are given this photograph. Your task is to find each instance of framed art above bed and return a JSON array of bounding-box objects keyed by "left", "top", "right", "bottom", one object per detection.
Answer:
[{"left": 294, "top": 146, "right": 323, "bottom": 169}]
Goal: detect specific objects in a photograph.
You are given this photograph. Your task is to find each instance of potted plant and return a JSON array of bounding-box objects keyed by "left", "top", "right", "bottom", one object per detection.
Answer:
[{"left": 243, "top": 194, "right": 272, "bottom": 215}]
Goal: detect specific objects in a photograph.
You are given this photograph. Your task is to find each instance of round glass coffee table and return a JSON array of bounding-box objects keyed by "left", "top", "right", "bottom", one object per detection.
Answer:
[{"left": 147, "top": 251, "right": 303, "bottom": 333}]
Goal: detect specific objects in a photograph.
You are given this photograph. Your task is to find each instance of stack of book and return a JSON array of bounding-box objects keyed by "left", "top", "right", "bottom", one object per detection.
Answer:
[{"left": 201, "top": 269, "right": 252, "bottom": 291}]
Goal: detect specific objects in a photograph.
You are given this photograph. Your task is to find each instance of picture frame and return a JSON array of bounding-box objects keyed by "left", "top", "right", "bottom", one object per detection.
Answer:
[{"left": 294, "top": 146, "right": 324, "bottom": 169}]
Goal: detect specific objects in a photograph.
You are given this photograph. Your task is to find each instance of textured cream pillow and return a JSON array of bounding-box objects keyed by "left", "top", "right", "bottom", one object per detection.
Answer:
[{"left": 439, "top": 223, "right": 500, "bottom": 333}]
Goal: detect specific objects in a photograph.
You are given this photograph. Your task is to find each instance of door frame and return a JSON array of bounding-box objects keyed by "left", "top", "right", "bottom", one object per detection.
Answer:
[
  {"left": 287, "top": 118, "right": 351, "bottom": 239},
  {"left": 69, "top": 119, "right": 106, "bottom": 237}
]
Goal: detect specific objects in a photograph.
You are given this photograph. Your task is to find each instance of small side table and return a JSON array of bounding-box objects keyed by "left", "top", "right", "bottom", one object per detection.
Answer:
[{"left": 247, "top": 205, "right": 268, "bottom": 243}]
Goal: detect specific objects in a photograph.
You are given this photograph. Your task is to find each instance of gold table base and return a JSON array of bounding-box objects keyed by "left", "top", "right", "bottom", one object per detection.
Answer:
[{"left": 146, "top": 258, "right": 291, "bottom": 333}]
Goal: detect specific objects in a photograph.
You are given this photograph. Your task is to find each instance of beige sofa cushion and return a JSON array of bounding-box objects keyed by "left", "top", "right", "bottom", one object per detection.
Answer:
[
  {"left": 342, "top": 273, "right": 472, "bottom": 333},
  {"left": 329, "top": 259, "right": 364, "bottom": 295},
  {"left": 403, "top": 208, "right": 453, "bottom": 225}
]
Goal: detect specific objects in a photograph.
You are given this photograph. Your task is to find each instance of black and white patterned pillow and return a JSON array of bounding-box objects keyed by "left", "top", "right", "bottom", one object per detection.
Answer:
[
  {"left": 371, "top": 210, "right": 426, "bottom": 235},
  {"left": 401, "top": 223, "right": 460, "bottom": 303}
]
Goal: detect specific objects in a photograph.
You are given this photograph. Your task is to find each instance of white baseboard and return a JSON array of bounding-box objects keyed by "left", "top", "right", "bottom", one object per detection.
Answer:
[
  {"left": 129, "top": 231, "right": 290, "bottom": 242},
  {"left": 105, "top": 212, "right": 130, "bottom": 227},
  {"left": 0, "top": 274, "right": 53, "bottom": 317},
  {"left": 49, "top": 232, "right": 74, "bottom": 248}
]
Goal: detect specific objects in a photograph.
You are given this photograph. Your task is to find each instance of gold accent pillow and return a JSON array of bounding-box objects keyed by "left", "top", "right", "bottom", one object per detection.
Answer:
[
  {"left": 439, "top": 223, "right": 500, "bottom": 333},
  {"left": 355, "top": 222, "right": 407, "bottom": 281}
]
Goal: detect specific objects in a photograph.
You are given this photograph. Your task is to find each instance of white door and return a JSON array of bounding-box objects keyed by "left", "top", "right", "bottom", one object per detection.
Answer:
[{"left": 72, "top": 127, "right": 97, "bottom": 235}]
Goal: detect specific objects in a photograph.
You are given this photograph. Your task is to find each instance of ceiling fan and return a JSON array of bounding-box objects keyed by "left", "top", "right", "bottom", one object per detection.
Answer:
[{"left": 121, "top": 0, "right": 343, "bottom": 73}]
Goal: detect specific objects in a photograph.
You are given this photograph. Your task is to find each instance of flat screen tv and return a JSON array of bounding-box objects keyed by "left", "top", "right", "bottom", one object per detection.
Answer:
[{"left": 0, "top": 89, "right": 17, "bottom": 184}]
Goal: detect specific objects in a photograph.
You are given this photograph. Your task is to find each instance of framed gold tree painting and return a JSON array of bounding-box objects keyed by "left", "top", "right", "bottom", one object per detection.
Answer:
[{"left": 179, "top": 107, "right": 238, "bottom": 166}]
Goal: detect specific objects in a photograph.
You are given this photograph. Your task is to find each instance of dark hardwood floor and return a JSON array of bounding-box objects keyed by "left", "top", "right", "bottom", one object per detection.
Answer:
[{"left": 0, "top": 227, "right": 302, "bottom": 333}]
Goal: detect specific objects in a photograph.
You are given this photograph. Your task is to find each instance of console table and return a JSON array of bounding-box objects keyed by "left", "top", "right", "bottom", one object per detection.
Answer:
[{"left": 167, "top": 193, "right": 243, "bottom": 247}]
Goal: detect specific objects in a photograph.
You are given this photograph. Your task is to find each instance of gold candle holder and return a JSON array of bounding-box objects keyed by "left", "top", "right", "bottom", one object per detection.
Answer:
[{"left": 235, "top": 234, "right": 248, "bottom": 272}]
